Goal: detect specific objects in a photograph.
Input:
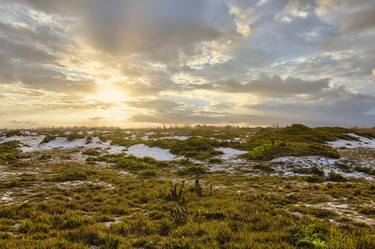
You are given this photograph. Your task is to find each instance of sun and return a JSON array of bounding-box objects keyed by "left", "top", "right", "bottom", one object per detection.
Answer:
[{"left": 86, "top": 85, "right": 126, "bottom": 104}]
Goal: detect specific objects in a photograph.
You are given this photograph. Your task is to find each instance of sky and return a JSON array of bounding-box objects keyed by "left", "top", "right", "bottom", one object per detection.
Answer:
[{"left": 0, "top": 0, "right": 374, "bottom": 128}]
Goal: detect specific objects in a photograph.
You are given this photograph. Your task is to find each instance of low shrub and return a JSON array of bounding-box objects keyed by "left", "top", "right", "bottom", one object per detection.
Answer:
[
  {"left": 176, "top": 165, "right": 206, "bottom": 175},
  {"left": 326, "top": 172, "right": 347, "bottom": 182}
]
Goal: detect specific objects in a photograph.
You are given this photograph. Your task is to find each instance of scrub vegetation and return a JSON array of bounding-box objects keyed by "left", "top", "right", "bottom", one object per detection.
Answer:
[{"left": 0, "top": 125, "right": 374, "bottom": 248}]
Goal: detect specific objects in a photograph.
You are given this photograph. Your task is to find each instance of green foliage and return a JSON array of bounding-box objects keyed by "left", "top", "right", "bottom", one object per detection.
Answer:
[
  {"left": 0, "top": 141, "right": 20, "bottom": 164},
  {"left": 151, "top": 137, "right": 222, "bottom": 160},
  {"left": 40, "top": 134, "right": 56, "bottom": 144},
  {"left": 355, "top": 167, "right": 375, "bottom": 176},
  {"left": 53, "top": 169, "right": 90, "bottom": 182},
  {"left": 359, "top": 207, "right": 375, "bottom": 216},
  {"left": 139, "top": 169, "right": 158, "bottom": 177},
  {"left": 4, "top": 130, "right": 23, "bottom": 137},
  {"left": 289, "top": 223, "right": 329, "bottom": 249},
  {"left": 82, "top": 149, "right": 100, "bottom": 156},
  {"left": 248, "top": 142, "right": 339, "bottom": 160},
  {"left": 246, "top": 124, "right": 342, "bottom": 160},
  {"left": 305, "top": 175, "right": 325, "bottom": 183},
  {"left": 326, "top": 172, "right": 347, "bottom": 182},
  {"left": 116, "top": 158, "right": 153, "bottom": 171},
  {"left": 1, "top": 126, "right": 375, "bottom": 248},
  {"left": 176, "top": 164, "right": 207, "bottom": 175}
]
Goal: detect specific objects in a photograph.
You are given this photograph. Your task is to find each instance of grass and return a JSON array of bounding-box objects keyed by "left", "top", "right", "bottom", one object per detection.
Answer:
[
  {"left": 0, "top": 141, "right": 20, "bottom": 164},
  {"left": 0, "top": 170, "right": 374, "bottom": 248},
  {"left": 246, "top": 124, "right": 342, "bottom": 160},
  {"left": 0, "top": 126, "right": 375, "bottom": 248}
]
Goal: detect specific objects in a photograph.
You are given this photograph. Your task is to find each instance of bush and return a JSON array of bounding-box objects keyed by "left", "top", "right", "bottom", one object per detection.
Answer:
[
  {"left": 176, "top": 165, "right": 206, "bottom": 175},
  {"left": 40, "top": 135, "right": 56, "bottom": 144},
  {"left": 116, "top": 158, "right": 152, "bottom": 171},
  {"left": 326, "top": 172, "right": 346, "bottom": 182},
  {"left": 139, "top": 169, "right": 157, "bottom": 177},
  {"left": 355, "top": 167, "right": 375, "bottom": 176},
  {"left": 169, "top": 137, "right": 222, "bottom": 160},
  {"left": 289, "top": 223, "right": 329, "bottom": 249},
  {"left": 0, "top": 141, "right": 20, "bottom": 163},
  {"left": 306, "top": 175, "right": 325, "bottom": 183},
  {"left": 53, "top": 170, "right": 89, "bottom": 182}
]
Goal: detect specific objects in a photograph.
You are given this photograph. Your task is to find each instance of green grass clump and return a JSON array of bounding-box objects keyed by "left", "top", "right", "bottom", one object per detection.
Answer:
[
  {"left": 326, "top": 172, "right": 347, "bottom": 182},
  {"left": 246, "top": 124, "right": 342, "bottom": 160},
  {"left": 305, "top": 175, "right": 325, "bottom": 183},
  {"left": 40, "top": 134, "right": 56, "bottom": 144},
  {"left": 248, "top": 142, "right": 339, "bottom": 160},
  {"left": 289, "top": 223, "right": 330, "bottom": 248},
  {"left": 53, "top": 169, "right": 90, "bottom": 182},
  {"left": 0, "top": 141, "right": 20, "bottom": 164},
  {"left": 116, "top": 158, "right": 153, "bottom": 171},
  {"left": 176, "top": 164, "right": 207, "bottom": 175},
  {"left": 359, "top": 207, "right": 375, "bottom": 216},
  {"left": 82, "top": 149, "right": 100, "bottom": 156},
  {"left": 140, "top": 169, "right": 158, "bottom": 177},
  {"left": 149, "top": 137, "right": 222, "bottom": 160},
  {"left": 355, "top": 167, "right": 375, "bottom": 176},
  {"left": 4, "top": 130, "right": 23, "bottom": 137}
]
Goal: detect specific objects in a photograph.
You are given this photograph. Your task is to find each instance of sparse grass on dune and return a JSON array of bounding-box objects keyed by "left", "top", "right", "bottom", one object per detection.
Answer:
[
  {"left": 0, "top": 125, "right": 375, "bottom": 248},
  {"left": 0, "top": 158, "right": 374, "bottom": 249}
]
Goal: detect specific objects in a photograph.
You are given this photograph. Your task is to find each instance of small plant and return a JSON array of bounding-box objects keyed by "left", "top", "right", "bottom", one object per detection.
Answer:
[
  {"left": 166, "top": 181, "right": 185, "bottom": 202},
  {"left": 289, "top": 223, "right": 329, "bottom": 249},
  {"left": 139, "top": 169, "right": 157, "bottom": 177},
  {"left": 40, "top": 135, "right": 56, "bottom": 144},
  {"left": 166, "top": 205, "right": 188, "bottom": 225},
  {"left": 53, "top": 169, "right": 89, "bottom": 182},
  {"left": 176, "top": 165, "right": 206, "bottom": 175},
  {"left": 194, "top": 176, "right": 202, "bottom": 196},
  {"left": 311, "top": 166, "right": 325, "bottom": 177},
  {"left": 326, "top": 172, "right": 347, "bottom": 182},
  {"left": 306, "top": 175, "right": 325, "bottom": 183},
  {"left": 38, "top": 154, "right": 52, "bottom": 161}
]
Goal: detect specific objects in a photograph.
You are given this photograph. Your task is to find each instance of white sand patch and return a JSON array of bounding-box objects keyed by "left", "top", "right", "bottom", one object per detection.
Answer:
[
  {"left": 159, "top": 135, "right": 191, "bottom": 140},
  {"left": 328, "top": 133, "right": 375, "bottom": 149},
  {"left": 126, "top": 144, "right": 176, "bottom": 161},
  {"left": 0, "top": 191, "right": 14, "bottom": 203},
  {"left": 0, "top": 135, "right": 127, "bottom": 154},
  {"left": 216, "top": 147, "right": 247, "bottom": 160},
  {"left": 40, "top": 137, "right": 86, "bottom": 150},
  {"left": 272, "top": 156, "right": 373, "bottom": 180},
  {"left": 56, "top": 180, "right": 114, "bottom": 189},
  {"left": 142, "top": 131, "right": 156, "bottom": 140},
  {"left": 102, "top": 217, "right": 122, "bottom": 228},
  {"left": 214, "top": 137, "right": 246, "bottom": 143},
  {"left": 272, "top": 156, "right": 339, "bottom": 167},
  {"left": 208, "top": 158, "right": 250, "bottom": 173},
  {"left": 304, "top": 202, "right": 375, "bottom": 226},
  {"left": 0, "top": 135, "right": 46, "bottom": 152}
]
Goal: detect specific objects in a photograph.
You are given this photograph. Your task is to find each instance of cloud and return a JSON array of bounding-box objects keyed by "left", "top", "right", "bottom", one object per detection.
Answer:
[
  {"left": 19, "top": 0, "right": 224, "bottom": 62},
  {"left": 246, "top": 86, "right": 375, "bottom": 126},
  {"left": 228, "top": 3, "right": 255, "bottom": 37},
  {"left": 342, "top": 5, "right": 375, "bottom": 33},
  {"left": 0, "top": 0, "right": 374, "bottom": 127},
  {"left": 190, "top": 76, "right": 329, "bottom": 97},
  {"left": 0, "top": 5, "right": 96, "bottom": 94},
  {"left": 316, "top": 0, "right": 375, "bottom": 33}
]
